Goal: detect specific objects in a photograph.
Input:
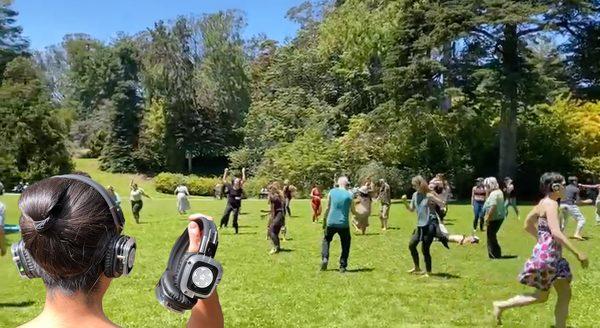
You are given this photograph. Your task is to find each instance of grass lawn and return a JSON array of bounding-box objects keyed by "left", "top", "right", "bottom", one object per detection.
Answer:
[{"left": 1, "top": 160, "right": 599, "bottom": 327}]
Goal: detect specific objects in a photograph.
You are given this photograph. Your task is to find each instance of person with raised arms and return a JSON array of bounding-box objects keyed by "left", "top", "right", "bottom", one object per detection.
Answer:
[
  {"left": 130, "top": 179, "right": 151, "bottom": 224},
  {"left": 219, "top": 168, "right": 246, "bottom": 234}
]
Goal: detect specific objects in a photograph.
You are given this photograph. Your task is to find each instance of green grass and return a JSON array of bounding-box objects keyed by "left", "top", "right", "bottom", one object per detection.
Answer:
[{"left": 1, "top": 160, "right": 599, "bottom": 327}]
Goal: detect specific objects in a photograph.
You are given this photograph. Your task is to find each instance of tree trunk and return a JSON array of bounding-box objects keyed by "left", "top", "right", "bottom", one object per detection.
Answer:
[{"left": 499, "top": 24, "right": 519, "bottom": 180}]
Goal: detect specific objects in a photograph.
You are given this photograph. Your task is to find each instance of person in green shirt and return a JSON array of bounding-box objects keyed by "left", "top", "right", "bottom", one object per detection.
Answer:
[{"left": 483, "top": 177, "right": 507, "bottom": 259}]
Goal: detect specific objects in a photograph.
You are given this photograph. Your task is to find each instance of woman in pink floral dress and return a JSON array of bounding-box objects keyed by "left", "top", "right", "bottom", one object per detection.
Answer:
[{"left": 492, "top": 172, "right": 589, "bottom": 328}]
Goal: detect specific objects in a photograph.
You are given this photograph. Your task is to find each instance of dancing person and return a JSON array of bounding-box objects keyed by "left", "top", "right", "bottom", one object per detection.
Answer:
[
  {"left": 0, "top": 201, "right": 5, "bottom": 256},
  {"left": 560, "top": 176, "right": 588, "bottom": 240},
  {"left": 430, "top": 173, "right": 451, "bottom": 222},
  {"left": 492, "top": 172, "right": 589, "bottom": 327},
  {"left": 471, "top": 177, "right": 486, "bottom": 233},
  {"left": 130, "top": 180, "right": 150, "bottom": 224},
  {"left": 503, "top": 177, "right": 520, "bottom": 220},
  {"left": 219, "top": 168, "right": 246, "bottom": 234},
  {"left": 352, "top": 185, "right": 372, "bottom": 235},
  {"left": 401, "top": 175, "right": 446, "bottom": 277},
  {"left": 267, "top": 182, "right": 285, "bottom": 254},
  {"left": 13, "top": 177, "right": 223, "bottom": 328},
  {"left": 579, "top": 182, "right": 600, "bottom": 225},
  {"left": 175, "top": 183, "right": 191, "bottom": 215},
  {"left": 283, "top": 180, "right": 295, "bottom": 217},
  {"left": 378, "top": 179, "right": 391, "bottom": 231},
  {"left": 107, "top": 185, "right": 121, "bottom": 206},
  {"left": 482, "top": 177, "right": 507, "bottom": 259},
  {"left": 310, "top": 183, "right": 322, "bottom": 223},
  {"left": 321, "top": 176, "right": 356, "bottom": 273}
]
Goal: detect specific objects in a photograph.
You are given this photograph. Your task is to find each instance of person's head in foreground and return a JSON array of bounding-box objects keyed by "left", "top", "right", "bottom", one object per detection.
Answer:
[
  {"left": 337, "top": 176, "right": 349, "bottom": 189},
  {"left": 15, "top": 176, "right": 130, "bottom": 328},
  {"left": 483, "top": 177, "right": 499, "bottom": 192},
  {"left": 14, "top": 177, "right": 223, "bottom": 328}
]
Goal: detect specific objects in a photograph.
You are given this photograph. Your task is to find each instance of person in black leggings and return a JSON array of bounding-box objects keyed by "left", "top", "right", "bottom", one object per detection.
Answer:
[
  {"left": 402, "top": 175, "right": 446, "bottom": 277},
  {"left": 219, "top": 168, "right": 246, "bottom": 234},
  {"left": 267, "top": 182, "right": 285, "bottom": 254}
]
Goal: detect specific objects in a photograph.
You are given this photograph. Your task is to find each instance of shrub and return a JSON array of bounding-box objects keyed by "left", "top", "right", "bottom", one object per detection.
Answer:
[
  {"left": 243, "top": 176, "right": 272, "bottom": 198},
  {"left": 187, "top": 176, "right": 220, "bottom": 196},
  {"left": 154, "top": 172, "right": 186, "bottom": 194}
]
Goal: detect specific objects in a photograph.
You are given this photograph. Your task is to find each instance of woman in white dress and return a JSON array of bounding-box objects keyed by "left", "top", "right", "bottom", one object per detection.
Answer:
[{"left": 175, "top": 184, "right": 191, "bottom": 214}]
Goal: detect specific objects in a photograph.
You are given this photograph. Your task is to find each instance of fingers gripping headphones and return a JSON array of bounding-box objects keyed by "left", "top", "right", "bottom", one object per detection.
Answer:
[
  {"left": 11, "top": 174, "right": 136, "bottom": 279},
  {"left": 155, "top": 217, "right": 222, "bottom": 313}
]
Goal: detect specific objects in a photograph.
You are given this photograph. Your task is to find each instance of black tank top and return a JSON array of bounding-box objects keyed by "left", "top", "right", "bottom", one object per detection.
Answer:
[
  {"left": 270, "top": 194, "right": 284, "bottom": 213},
  {"left": 226, "top": 184, "right": 243, "bottom": 208}
]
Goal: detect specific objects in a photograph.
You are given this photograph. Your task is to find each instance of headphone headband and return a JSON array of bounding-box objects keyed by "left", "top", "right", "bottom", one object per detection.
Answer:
[{"left": 54, "top": 174, "right": 125, "bottom": 232}]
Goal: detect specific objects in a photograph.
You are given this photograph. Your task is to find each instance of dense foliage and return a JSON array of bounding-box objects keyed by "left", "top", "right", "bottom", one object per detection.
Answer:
[{"left": 2, "top": 0, "right": 600, "bottom": 197}]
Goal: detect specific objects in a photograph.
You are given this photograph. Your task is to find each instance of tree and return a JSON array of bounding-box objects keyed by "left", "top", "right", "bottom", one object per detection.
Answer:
[
  {"left": 0, "top": 1, "right": 28, "bottom": 81},
  {"left": 99, "top": 37, "right": 144, "bottom": 172},
  {"left": 0, "top": 57, "right": 72, "bottom": 184}
]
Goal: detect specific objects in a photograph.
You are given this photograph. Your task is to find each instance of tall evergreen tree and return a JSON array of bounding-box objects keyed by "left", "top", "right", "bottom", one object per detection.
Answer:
[{"left": 0, "top": 0, "right": 28, "bottom": 81}]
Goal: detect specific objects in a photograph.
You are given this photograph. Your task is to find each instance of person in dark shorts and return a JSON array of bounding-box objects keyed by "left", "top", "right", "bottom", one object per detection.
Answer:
[
  {"left": 219, "top": 168, "right": 246, "bottom": 234},
  {"left": 471, "top": 177, "right": 486, "bottom": 232}
]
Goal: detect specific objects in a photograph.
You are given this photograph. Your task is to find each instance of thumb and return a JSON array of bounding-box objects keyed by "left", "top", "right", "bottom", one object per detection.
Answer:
[{"left": 187, "top": 221, "right": 202, "bottom": 253}]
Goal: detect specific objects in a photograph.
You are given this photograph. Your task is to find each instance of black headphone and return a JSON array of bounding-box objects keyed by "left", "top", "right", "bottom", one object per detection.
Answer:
[
  {"left": 155, "top": 217, "right": 222, "bottom": 313},
  {"left": 11, "top": 174, "right": 136, "bottom": 279}
]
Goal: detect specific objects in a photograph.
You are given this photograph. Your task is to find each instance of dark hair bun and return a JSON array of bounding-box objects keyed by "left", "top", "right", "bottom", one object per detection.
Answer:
[{"left": 18, "top": 177, "right": 116, "bottom": 291}]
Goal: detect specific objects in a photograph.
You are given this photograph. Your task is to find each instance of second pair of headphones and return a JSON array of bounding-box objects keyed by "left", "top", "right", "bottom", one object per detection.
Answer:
[
  {"left": 11, "top": 174, "right": 136, "bottom": 280},
  {"left": 155, "top": 217, "right": 222, "bottom": 313}
]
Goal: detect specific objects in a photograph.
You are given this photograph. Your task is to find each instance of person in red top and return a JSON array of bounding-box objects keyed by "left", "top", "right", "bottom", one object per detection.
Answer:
[{"left": 311, "top": 184, "right": 322, "bottom": 223}]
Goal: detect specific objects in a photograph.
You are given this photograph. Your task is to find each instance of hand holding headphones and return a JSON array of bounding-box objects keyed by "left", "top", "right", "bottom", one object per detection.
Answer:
[{"left": 155, "top": 215, "right": 223, "bottom": 313}]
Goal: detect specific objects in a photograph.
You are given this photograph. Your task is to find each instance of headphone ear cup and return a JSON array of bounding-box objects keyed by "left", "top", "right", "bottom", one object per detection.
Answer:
[
  {"left": 160, "top": 273, "right": 197, "bottom": 310},
  {"left": 16, "top": 241, "right": 42, "bottom": 279},
  {"left": 103, "top": 236, "right": 118, "bottom": 278}
]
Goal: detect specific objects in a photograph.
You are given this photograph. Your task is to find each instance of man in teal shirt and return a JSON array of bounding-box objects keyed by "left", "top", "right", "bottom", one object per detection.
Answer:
[{"left": 321, "top": 176, "right": 355, "bottom": 273}]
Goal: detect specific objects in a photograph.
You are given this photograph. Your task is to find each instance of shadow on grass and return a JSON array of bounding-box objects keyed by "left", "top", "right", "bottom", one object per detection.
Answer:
[
  {"left": 0, "top": 301, "right": 34, "bottom": 308},
  {"left": 431, "top": 272, "right": 461, "bottom": 279},
  {"left": 346, "top": 267, "right": 375, "bottom": 273},
  {"left": 442, "top": 222, "right": 454, "bottom": 226},
  {"left": 278, "top": 248, "right": 294, "bottom": 253},
  {"left": 238, "top": 225, "right": 259, "bottom": 228},
  {"left": 491, "top": 255, "right": 518, "bottom": 260},
  {"left": 386, "top": 227, "right": 402, "bottom": 230},
  {"left": 569, "top": 236, "right": 592, "bottom": 241},
  {"left": 234, "top": 232, "right": 257, "bottom": 235}
]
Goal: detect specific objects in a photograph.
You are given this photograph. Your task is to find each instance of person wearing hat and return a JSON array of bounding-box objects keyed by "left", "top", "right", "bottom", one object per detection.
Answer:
[
  {"left": 378, "top": 179, "right": 391, "bottom": 231},
  {"left": 471, "top": 177, "right": 486, "bottom": 232},
  {"left": 352, "top": 184, "right": 373, "bottom": 234},
  {"left": 503, "top": 177, "right": 520, "bottom": 220}
]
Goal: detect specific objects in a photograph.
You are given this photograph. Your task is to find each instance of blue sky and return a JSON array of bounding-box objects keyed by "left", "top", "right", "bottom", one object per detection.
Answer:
[{"left": 12, "top": 0, "right": 305, "bottom": 50}]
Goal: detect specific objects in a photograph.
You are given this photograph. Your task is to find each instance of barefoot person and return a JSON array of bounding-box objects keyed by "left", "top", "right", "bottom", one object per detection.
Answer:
[
  {"left": 175, "top": 183, "right": 191, "bottom": 215},
  {"left": 310, "top": 184, "right": 322, "bottom": 223},
  {"left": 352, "top": 185, "right": 372, "bottom": 234},
  {"left": 267, "top": 182, "right": 285, "bottom": 254},
  {"left": 560, "top": 176, "right": 588, "bottom": 240},
  {"left": 219, "top": 168, "right": 246, "bottom": 234},
  {"left": 130, "top": 180, "right": 151, "bottom": 224},
  {"left": 11, "top": 176, "right": 223, "bottom": 328},
  {"left": 483, "top": 177, "right": 507, "bottom": 259},
  {"left": 402, "top": 175, "right": 446, "bottom": 277},
  {"left": 321, "top": 176, "right": 356, "bottom": 273},
  {"left": 471, "top": 178, "right": 486, "bottom": 233},
  {"left": 377, "top": 179, "right": 391, "bottom": 231},
  {"left": 492, "top": 172, "right": 588, "bottom": 327}
]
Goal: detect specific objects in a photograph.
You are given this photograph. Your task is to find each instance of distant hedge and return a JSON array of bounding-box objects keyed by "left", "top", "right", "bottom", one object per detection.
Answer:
[{"left": 154, "top": 172, "right": 220, "bottom": 196}]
